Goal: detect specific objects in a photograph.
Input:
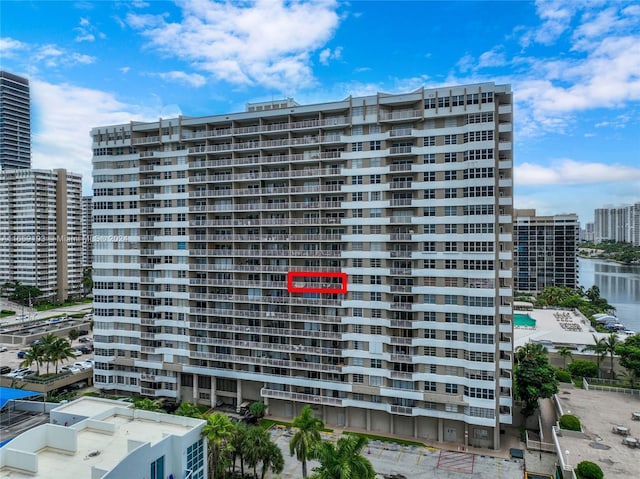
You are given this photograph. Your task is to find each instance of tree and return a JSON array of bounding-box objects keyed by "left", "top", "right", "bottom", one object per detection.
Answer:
[
  {"left": 174, "top": 401, "right": 202, "bottom": 418},
  {"left": 514, "top": 349, "right": 558, "bottom": 418},
  {"left": 48, "top": 335, "right": 76, "bottom": 374},
  {"left": 81, "top": 267, "right": 93, "bottom": 298},
  {"left": 312, "top": 434, "right": 376, "bottom": 479},
  {"left": 232, "top": 422, "right": 250, "bottom": 477},
  {"left": 9, "top": 283, "right": 42, "bottom": 306},
  {"left": 575, "top": 461, "right": 604, "bottom": 479},
  {"left": 603, "top": 333, "right": 621, "bottom": 378},
  {"left": 515, "top": 342, "right": 548, "bottom": 365},
  {"left": 134, "top": 398, "right": 161, "bottom": 411},
  {"left": 567, "top": 359, "right": 598, "bottom": 380},
  {"left": 244, "top": 426, "right": 270, "bottom": 479},
  {"left": 615, "top": 334, "right": 640, "bottom": 388},
  {"left": 68, "top": 328, "right": 79, "bottom": 341},
  {"left": 20, "top": 344, "right": 46, "bottom": 375},
  {"left": 583, "top": 336, "right": 607, "bottom": 377},
  {"left": 290, "top": 405, "right": 325, "bottom": 478},
  {"left": 249, "top": 401, "right": 267, "bottom": 419},
  {"left": 202, "top": 412, "right": 235, "bottom": 479},
  {"left": 557, "top": 346, "right": 573, "bottom": 369},
  {"left": 260, "top": 439, "right": 284, "bottom": 479}
]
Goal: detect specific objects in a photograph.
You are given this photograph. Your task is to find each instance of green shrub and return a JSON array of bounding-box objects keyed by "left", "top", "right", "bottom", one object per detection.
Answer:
[
  {"left": 559, "top": 414, "right": 581, "bottom": 431},
  {"left": 575, "top": 460, "right": 603, "bottom": 479},
  {"left": 568, "top": 359, "right": 598, "bottom": 379},
  {"left": 555, "top": 369, "right": 572, "bottom": 383}
]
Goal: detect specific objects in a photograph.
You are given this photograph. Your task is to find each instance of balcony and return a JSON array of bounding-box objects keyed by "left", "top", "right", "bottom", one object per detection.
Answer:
[
  {"left": 390, "top": 405, "right": 413, "bottom": 415},
  {"left": 261, "top": 387, "right": 343, "bottom": 407}
]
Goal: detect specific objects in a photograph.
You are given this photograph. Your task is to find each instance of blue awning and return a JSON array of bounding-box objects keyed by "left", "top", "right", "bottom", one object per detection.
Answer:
[{"left": 0, "top": 386, "right": 43, "bottom": 410}]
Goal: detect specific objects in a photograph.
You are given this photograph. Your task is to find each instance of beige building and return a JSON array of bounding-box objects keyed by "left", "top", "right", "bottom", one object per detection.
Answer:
[
  {"left": 0, "top": 168, "right": 82, "bottom": 302},
  {"left": 91, "top": 82, "right": 514, "bottom": 448}
]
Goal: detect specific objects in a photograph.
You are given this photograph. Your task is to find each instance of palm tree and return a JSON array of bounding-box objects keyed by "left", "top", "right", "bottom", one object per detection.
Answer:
[
  {"left": 584, "top": 335, "right": 607, "bottom": 378},
  {"left": 290, "top": 405, "right": 325, "bottom": 478},
  {"left": 20, "top": 344, "right": 46, "bottom": 375},
  {"left": 558, "top": 346, "right": 573, "bottom": 369},
  {"left": 38, "top": 333, "right": 60, "bottom": 374},
  {"left": 603, "top": 333, "right": 621, "bottom": 379},
  {"left": 312, "top": 434, "right": 376, "bottom": 479},
  {"left": 202, "top": 412, "right": 235, "bottom": 479},
  {"left": 48, "top": 336, "right": 76, "bottom": 373},
  {"left": 515, "top": 342, "right": 548, "bottom": 365},
  {"left": 260, "top": 439, "right": 284, "bottom": 479},
  {"left": 232, "top": 422, "right": 250, "bottom": 477},
  {"left": 245, "top": 426, "right": 270, "bottom": 479},
  {"left": 174, "top": 401, "right": 202, "bottom": 418},
  {"left": 134, "top": 398, "right": 161, "bottom": 411}
]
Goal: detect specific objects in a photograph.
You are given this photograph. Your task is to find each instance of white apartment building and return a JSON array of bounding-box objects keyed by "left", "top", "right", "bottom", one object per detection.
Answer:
[
  {"left": 594, "top": 203, "right": 640, "bottom": 246},
  {"left": 81, "top": 195, "right": 93, "bottom": 267},
  {"left": 0, "top": 168, "right": 82, "bottom": 301},
  {"left": 514, "top": 209, "right": 579, "bottom": 292},
  {"left": 0, "top": 397, "right": 206, "bottom": 479},
  {"left": 91, "top": 83, "right": 514, "bottom": 449}
]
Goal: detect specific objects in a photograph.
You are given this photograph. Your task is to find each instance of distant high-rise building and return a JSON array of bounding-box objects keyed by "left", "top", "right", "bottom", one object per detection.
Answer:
[
  {"left": 581, "top": 222, "right": 594, "bottom": 243},
  {"left": 0, "top": 71, "right": 31, "bottom": 170},
  {"left": 0, "top": 168, "right": 82, "bottom": 302},
  {"left": 91, "top": 82, "right": 514, "bottom": 448},
  {"left": 594, "top": 203, "right": 640, "bottom": 246},
  {"left": 514, "top": 209, "right": 579, "bottom": 292},
  {"left": 81, "top": 196, "right": 93, "bottom": 267}
]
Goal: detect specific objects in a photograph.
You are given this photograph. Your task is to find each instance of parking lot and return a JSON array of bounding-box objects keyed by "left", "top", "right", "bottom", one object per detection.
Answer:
[{"left": 269, "top": 426, "right": 525, "bottom": 479}]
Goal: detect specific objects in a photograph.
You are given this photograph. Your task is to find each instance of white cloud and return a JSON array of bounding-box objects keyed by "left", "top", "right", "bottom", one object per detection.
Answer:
[
  {"left": 0, "top": 37, "right": 27, "bottom": 57},
  {"left": 120, "top": 66, "right": 131, "bottom": 74},
  {"left": 319, "top": 46, "right": 342, "bottom": 65},
  {"left": 126, "top": 0, "right": 341, "bottom": 91},
  {"left": 30, "top": 80, "right": 179, "bottom": 193},
  {"left": 156, "top": 70, "right": 206, "bottom": 87},
  {"left": 74, "top": 16, "right": 104, "bottom": 42},
  {"left": 516, "top": 159, "right": 640, "bottom": 186}
]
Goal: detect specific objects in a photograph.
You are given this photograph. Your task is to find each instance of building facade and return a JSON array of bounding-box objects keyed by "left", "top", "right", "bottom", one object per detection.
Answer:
[
  {"left": 513, "top": 209, "right": 579, "bottom": 292},
  {"left": 91, "top": 83, "right": 514, "bottom": 448},
  {"left": 0, "top": 71, "right": 31, "bottom": 170},
  {"left": 0, "top": 168, "right": 82, "bottom": 302},
  {"left": 81, "top": 195, "right": 93, "bottom": 267},
  {"left": 594, "top": 203, "right": 640, "bottom": 246}
]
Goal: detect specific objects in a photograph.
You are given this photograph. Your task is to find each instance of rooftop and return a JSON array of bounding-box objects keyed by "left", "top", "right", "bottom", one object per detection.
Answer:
[{"left": 0, "top": 397, "right": 205, "bottom": 479}]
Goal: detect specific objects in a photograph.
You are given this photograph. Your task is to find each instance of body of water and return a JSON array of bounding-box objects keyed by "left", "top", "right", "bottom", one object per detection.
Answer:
[{"left": 578, "top": 257, "right": 640, "bottom": 333}]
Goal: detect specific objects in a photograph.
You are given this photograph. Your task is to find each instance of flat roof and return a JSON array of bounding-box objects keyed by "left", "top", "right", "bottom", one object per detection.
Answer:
[
  {"left": 514, "top": 308, "right": 608, "bottom": 350},
  {"left": 554, "top": 385, "right": 640, "bottom": 479},
  {"left": 52, "top": 396, "right": 131, "bottom": 418},
  {"left": 0, "top": 399, "right": 204, "bottom": 479}
]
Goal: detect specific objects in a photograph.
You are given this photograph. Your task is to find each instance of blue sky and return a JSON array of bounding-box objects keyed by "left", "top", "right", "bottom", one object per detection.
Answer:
[{"left": 1, "top": 0, "right": 639, "bottom": 223}]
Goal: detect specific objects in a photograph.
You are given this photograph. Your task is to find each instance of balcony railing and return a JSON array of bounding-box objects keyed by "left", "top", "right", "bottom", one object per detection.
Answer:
[{"left": 261, "top": 387, "right": 343, "bottom": 406}]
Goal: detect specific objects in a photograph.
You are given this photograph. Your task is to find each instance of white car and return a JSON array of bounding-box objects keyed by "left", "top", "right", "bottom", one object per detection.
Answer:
[
  {"left": 15, "top": 370, "right": 35, "bottom": 379},
  {"left": 6, "top": 367, "right": 30, "bottom": 377},
  {"left": 71, "top": 349, "right": 83, "bottom": 357},
  {"left": 73, "top": 361, "right": 93, "bottom": 370},
  {"left": 61, "top": 365, "right": 82, "bottom": 375}
]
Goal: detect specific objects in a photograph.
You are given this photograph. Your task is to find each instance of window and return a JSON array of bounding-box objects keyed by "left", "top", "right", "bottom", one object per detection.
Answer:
[
  {"left": 352, "top": 225, "right": 363, "bottom": 235},
  {"left": 424, "top": 329, "right": 436, "bottom": 339},
  {"left": 445, "top": 330, "right": 458, "bottom": 340},
  {"left": 370, "top": 292, "right": 382, "bottom": 301},
  {"left": 444, "top": 134, "right": 457, "bottom": 145},
  {"left": 424, "top": 136, "right": 436, "bottom": 146},
  {"left": 371, "top": 275, "right": 382, "bottom": 285},
  {"left": 424, "top": 207, "right": 436, "bottom": 217},
  {"left": 353, "top": 374, "right": 364, "bottom": 383},
  {"left": 445, "top": 383, "right": 458, "bottom": 394},
  {"left": 352, "top": 175, "right": 363, "bottom": 185},
  {"left": 423, "top": 189, "right": 435, "bottom": 199},
  {"left": 150, "top": 456, "right": 165, "bottom": 479},
  {"left": 352, "top": 142, "right": 363, "bottom": 152},
  {"left": 424, "top": 153, "right": 435, "bottom": 163},
  {"left": 425, "top": 381, "right": 437, "bottom": 391},
  {"left": 444, "top": 188, "right": 457, "bottom": 199},
  {"left": 370, "top": 174, "right": 381, "bottom": 184},
  {"left": 370, "top": 141, "right": 381, "bottom": 151},
  {"left": 371, "top": 359, "right": 382, "bottom": 368},
  {"left": 369, "top": 376, "right": 383, "bottom": 386},
  {"left": 353, "top": 258, "right": 362, "bottom": 267},
  {"left": 444, "top": 206, "right": 457, "bottom": 216}
]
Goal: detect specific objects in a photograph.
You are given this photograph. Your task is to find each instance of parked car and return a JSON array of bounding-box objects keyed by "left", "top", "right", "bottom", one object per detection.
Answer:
[
  {"left": 61, "top": 365, "right": 82, "bottom": 375},
  {"left": 78, "top": 346, "right": 92, "bottom": 354},
  {"left": 73, "top": 361, "right": 92, "bottom": 370},
  {"left": 17, "top": 350, "right": 26, "bottom": 359},
  {"left": 0, "top": 365, "right": 12, "bottom": 374},
  {"left": 70, "top": 381, "right": 87, "bottom": 390},
  {"left": 7, "top": 367, "right": 30, "bottom": 377},
  {"left": 15, "top": 370, "right": 35, "bottom": 379},
  {"left": 78, "top": 337, "right": 92, "bottom": 343},
  {"left": 71, "top": 349, "right": 83, "bottom": 357},
  {"left": 0, "top": 346, "right": 8, "bottom": 352},
  {"left": 78, "top": 329, "right": 89, "bottom": 336}
]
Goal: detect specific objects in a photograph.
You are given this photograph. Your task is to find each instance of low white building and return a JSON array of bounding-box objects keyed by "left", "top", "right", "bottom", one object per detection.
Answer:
[{"left": 0, "top": 397, "right": 207, "bottom": 479}]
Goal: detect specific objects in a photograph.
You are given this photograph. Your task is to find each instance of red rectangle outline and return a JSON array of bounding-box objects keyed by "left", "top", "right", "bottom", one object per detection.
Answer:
[{"left": 287, "top": 272, "right": 347, "bottom": 294}]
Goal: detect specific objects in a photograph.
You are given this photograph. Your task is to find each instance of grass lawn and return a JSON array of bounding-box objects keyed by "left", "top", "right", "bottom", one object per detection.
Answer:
[
  {"left": 36, "top": 299, "right": 93, "bottom": 311},
  {"left": 0, "top": 309, "right": 16, "bottom": 318},
  {"left": 343, "top": 431, "right": 426, "bottom": 447}
]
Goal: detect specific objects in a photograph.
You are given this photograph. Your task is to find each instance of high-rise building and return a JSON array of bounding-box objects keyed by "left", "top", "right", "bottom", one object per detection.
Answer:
[
  {"left": 513, "top": 209, "right": 579, "bottom": 292},
  {"left": 0, "top": 168, "right": 82, "bottom": 302},
  {"left": 81, "top": 195, "right": 93, "bottom": 267},
  {"left": 0, "top": 71, "right": 31, "bottom": 170},
  {"left": 91, "top": 83, "right": 514, "bottom": 448},
  {"left": 594, "top": 203, "right": 640, "bottom": 246}
]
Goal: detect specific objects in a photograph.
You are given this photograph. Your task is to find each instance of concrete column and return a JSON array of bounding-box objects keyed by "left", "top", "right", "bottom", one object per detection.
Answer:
[
  {"left": 389, "top": 414, "right": 394, "bottom": 434},
  {"left": 366, "top": 409, "right": 371, "bottom": 431},
  {"left": 210, "top": 377, "right": 216, "bottom": 408},
  {"left": 464, "top": 424, "right": 469, "bottom": 447},
  {"left": 345, "top": 408, "right": 349, "bottom": 428},
  {"left": 414, "top": 417, "right": 418, "bottom": 438},
  {"left": 192, "top": 373, "right": 198, "bottom": 401},
  {"left": 236, "top": 380, "right": 242, "bottom": 408},
  {"left": 438, "top": 418, "right": 444, "bottom": 442}
]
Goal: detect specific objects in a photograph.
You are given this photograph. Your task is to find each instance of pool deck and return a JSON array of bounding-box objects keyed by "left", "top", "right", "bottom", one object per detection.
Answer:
[{"left": 514, "top": 308, "right": 609, "bottom": 351}]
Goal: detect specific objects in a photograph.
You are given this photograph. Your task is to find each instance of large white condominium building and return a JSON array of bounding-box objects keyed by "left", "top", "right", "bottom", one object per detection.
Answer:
[
  {"left": 0, "top": 168, "right": 82, "bottom": 302},
  {"left": 0, "top": 70, "right": 31, "bottom": 170},
  {"left": 91, "top": 82, "right": 514, "bottom": 449},
  {"left": 594, "top": 203, "right": 640, "bottom": 246}
]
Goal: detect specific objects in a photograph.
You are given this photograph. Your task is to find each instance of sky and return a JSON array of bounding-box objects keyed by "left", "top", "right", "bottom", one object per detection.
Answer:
[{"left": 1, "top": 0, "right": 639, "bottom": 224}]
